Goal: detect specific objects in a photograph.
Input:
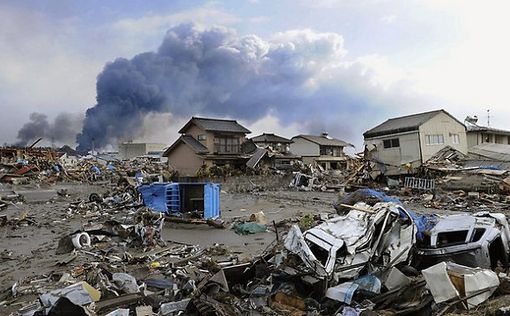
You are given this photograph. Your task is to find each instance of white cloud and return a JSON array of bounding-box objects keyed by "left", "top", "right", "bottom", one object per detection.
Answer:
[
  {"left": 408, "top": 0, "right": 510, "bottom": 129},
  {"left": 380, "top": 14, "right": 396, "bottom": 24},
  {"left": 242, "top": 114, "right": 302, "bottom": 139},
  {"left": 113, "top": 7, "right": 240, "bottom": 36}
]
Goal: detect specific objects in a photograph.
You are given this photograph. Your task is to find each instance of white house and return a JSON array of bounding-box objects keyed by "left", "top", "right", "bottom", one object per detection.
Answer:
[{"left": 363, "top": 109, "right": 467, "bottom": 175}]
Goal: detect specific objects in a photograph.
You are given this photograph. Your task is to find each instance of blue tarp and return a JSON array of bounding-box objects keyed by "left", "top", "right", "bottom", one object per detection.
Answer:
[
  {"left": 341, "top": 188, "right": 437, "bottom": 240},
  {"left": 90, "top": 165, "right": 101, "bottom": 175}
]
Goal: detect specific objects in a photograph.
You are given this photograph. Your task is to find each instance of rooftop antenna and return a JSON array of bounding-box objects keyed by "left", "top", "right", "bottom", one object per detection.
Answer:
[{"left": 487, "top": 109, "right": 490, "bottom": 127}]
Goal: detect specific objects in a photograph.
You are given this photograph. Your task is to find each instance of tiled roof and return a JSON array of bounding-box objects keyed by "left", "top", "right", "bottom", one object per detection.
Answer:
[
  {"left": 251, "top": 133, "right": 292, "bottom": 143},
  {"left": 293, "top": 135, "right": 353, "bottom": 147},
  {"left": 179, "top": 117, "right": 251, "bottom": 134},
  {"left": 162, "top": 135, "right": 208, "bottom": 156}
]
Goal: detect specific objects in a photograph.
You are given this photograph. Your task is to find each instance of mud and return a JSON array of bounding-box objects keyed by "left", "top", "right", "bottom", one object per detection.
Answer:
[{"left": 0, "top": 183, "right": 338, "bottom": 293}]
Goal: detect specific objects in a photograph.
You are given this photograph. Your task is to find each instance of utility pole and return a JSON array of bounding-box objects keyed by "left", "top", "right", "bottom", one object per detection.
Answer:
[{"left": 487, "top": 109, "right": 490, "bottom": 127}]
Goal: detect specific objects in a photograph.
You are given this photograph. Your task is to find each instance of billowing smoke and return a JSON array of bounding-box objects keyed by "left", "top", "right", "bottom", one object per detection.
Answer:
[
  {"left": 76, "top": 23, "right": 423, "bottom": 151},
  {"left": 17, "top": 112, "right": 83, "bottom": 146}
]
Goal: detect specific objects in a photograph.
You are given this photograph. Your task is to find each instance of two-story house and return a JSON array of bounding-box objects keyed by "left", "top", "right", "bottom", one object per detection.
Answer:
[
  {"left": 251, "top": 133, "right": 292, "bottom": 153},
  {"left": 163, "top": 117, "right": 251, "bottom": 176},
  {"left": 246, "top": 133, "right": 300, "bottom": 170},
  {"left": 289, "top": 133, "right": 353, "bottom": 170},
  {"left": 363, "top": 109, "right": 467, "bottom": 175}
]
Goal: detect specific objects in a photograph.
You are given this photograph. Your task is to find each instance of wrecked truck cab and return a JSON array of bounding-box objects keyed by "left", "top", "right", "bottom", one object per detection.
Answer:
[
  {"left": 415, "top": 212, "right": 510, "bottom": 270},
  {"left": 285, "top": 202, "right": 416, "bottom": 281}
]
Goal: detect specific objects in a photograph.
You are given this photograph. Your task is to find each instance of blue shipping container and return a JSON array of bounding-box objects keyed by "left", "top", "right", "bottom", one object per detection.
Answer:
[{"left": 138, "top": 182, "right": 220, "bottom": 219}]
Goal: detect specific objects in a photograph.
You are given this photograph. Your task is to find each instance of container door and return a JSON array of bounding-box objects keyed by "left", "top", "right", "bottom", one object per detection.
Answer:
[{"left": 204, "top": 183, "right": 220, "bottom": 219}]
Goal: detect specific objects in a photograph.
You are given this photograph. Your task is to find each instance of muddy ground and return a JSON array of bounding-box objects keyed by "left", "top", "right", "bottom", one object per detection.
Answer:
[
  {"left": 0, "top": 181, "right": 491, "bottom": 314},
  {"left": 0, "top": 183, "right": 340, "bottom": 292}
]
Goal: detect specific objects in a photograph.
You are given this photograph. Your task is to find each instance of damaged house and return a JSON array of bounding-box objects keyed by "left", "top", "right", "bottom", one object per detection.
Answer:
[
  {"left": 290, "top": 133, "right": 353, "bottom": 170},
  {"left": 364, "top": 109, "right": 468, "bottom": 176},
  {"left": 466, "top": 124, "right": 510, "bottom": 147},
  {"left": 163, "top": 117, "right": 251, "bottom": 176},
  {"left": 246, "top": 133, "right": 300, "bottom": 170}
]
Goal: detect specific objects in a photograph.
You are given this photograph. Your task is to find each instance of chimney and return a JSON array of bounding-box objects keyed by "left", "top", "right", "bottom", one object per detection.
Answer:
[{"left": 321, "top": 132, "right": 329, "bottom": 138}]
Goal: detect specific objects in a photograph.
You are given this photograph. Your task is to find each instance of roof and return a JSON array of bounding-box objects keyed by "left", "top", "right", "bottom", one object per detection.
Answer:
[
  {"left": 246, "top": 147, "right": 268, "bottom": 169},
  {"left": 292, "top": 135, "right": 354, "bottom": 147},
  {"left": 468, "top": 143, "right": 510, "bottom": 161},
  {"left": 466, "top": 124, "right": 510, "bottom": 136},
  {"left": 251, "top": 133, "right": 292, "bottom": 143},
  {"left": 363, "top": 109, "right": 464, "bottom": 138},
  {"left": 179, "top": 117, "right": 251, "bottom": 134},
  {"left": 162, "top": 135, "right": 209, "bottom": 157},
  {"left": 58, "top": 145, "right": 80, "bottom": 157}
]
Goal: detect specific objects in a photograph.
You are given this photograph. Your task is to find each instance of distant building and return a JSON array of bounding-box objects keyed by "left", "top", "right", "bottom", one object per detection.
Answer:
[
  {"left": 118, "top": 142, "right": 167, "bottom": 160},
  {"left": 251, "top": 133, "right": 292, "bottom": 154},
  {"left": 290, "top": 133, "right": 353, "bottom": 170},
  {"left": 247, "top": 133, "right": 300, "bottom": 170},
  {"left": 363, "top": 109, "right": 467, "bottom": 175},
  {"left": 466, "top": 125, "right": 510, "bottom": 147},
  {"left": 163, "top": 117, "right": 251, "bottom": 176}
]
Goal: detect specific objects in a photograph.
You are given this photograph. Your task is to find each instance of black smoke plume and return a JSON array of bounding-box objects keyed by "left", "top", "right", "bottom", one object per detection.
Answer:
[
  {"left": 17, "top": 112, "right": 82, "bottom": 146},
  {"left": 76, "top": 23, "right": 421, "bottom": 151}
]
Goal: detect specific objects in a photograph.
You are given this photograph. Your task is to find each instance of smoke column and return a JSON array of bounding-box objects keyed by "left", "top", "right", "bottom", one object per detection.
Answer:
[
  {"left": 75, "top": 23, "right": 419, "bottom": 151},
  {"left": 17, "top": 112, "right": 83, "bottom": 146}
]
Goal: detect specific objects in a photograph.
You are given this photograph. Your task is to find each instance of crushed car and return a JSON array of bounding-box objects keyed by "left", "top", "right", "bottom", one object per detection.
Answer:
[
  {"left": 284, "top": 202, "right": 416, "bottom": 281},
  {"left": 415, "top": 211, "right": 510, "bottom": 270}
]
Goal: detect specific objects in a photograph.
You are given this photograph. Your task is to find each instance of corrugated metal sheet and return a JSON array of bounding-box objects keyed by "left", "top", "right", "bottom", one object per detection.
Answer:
[{"left": 246, "top": 148, "right": 267, "bottom": 168}]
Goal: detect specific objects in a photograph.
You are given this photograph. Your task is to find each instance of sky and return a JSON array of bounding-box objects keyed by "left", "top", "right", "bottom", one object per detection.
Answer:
[{"left": 1, "top": 0, "right": 510, "bottom": 150}]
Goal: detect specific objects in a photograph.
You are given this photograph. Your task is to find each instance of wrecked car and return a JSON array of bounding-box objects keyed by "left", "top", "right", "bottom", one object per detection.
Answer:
[
  {"left": 285, "top": 202, "right": 416, "bottom": 281},
  {"left": 415, "top": 212, "right": 510, "bottom": 270}
]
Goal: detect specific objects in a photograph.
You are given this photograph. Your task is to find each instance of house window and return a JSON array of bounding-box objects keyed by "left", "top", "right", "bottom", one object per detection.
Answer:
[
  {"left": 214, "top": 136, "right": 240, "bottom": 153},
  {"left": 320, "top": 146, "right": 342, "bottom": 156},
  {"left": 383, "top": 138, "right": 400, "bottom": 149},
  {"left": 425, "top": 134, "right": 444, "bottom": 145},
  {"left": 197, "top": 134, "right": 207, "bottom": 141},
  {"left": 495, "top": 135, "right": 504, "bottom": 144},
  {"left": 450, "top": 134, "right": 460, "bottom": 145}
]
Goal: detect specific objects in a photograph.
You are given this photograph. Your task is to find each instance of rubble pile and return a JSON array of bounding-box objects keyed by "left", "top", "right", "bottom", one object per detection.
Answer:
[{"left": 4, "top": 185, "right": 510, "bottom": 315}]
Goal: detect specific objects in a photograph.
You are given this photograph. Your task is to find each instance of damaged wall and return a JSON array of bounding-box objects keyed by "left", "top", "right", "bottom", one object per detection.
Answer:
[{"left": 419, "top": 111, "right": 467, "bottom": 161}]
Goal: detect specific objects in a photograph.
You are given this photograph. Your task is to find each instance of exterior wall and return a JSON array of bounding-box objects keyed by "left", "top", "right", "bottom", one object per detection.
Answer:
[
  {"left": 467, "top": 132, "right": 510, "bottom": 147},
  {"left": 467, "top": 133, "right": 480, "bottom": 148},
  {"left": 119, "top": 143, "right": 145, "bottom": 160},
  {"left": 364, "top": 131, "right": 421, "bottom": 171},
  {"left": 183, "top": 123, "right": 247, "bottom": 153},
  {"left": 418, "top": 111, "right": 467, "bottom": 161},
  {"left": 290, "top": 137, "right": 319, "bottom": 156},
  {"left": 118, "top": 143, "right": 166, "bottom": 160},
  {"left": 145, "top": 143, "right": 167, "bottom": 154},
  {"left": 182, "top": 124, "right": 215, "bottom": 152},
  {"left": 166, "top": 142, "right": 205, "bottom": 176}
]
